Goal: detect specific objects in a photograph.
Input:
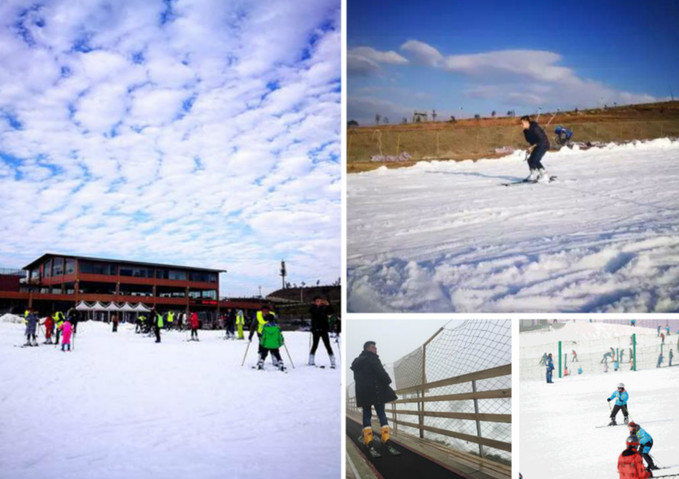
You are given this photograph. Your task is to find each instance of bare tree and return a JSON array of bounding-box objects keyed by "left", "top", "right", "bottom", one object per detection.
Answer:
[
  {"left": 383, "top": 117, "right": 389, "bottom": 124},
  {"left": 375, "top": 113, "right": 381, "bottom": 125},
  {"left": 401, "top": 117, "right": 408, "bottom": 124},
  {"left": 449, "top": 115, "right": 456, "bottom": 123}
]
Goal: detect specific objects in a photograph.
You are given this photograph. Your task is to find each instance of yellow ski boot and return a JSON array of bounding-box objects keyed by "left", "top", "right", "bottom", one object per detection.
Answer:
[{"left": 381, "top": 425, "right": 390, "bottom": 443}]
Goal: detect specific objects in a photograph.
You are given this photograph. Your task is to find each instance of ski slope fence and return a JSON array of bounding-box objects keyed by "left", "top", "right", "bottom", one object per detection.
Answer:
[
  {"left": 347, "top": 119, "right": 679, "bottom": 162},
  {"left": 347, "top": 320, "right": 511, "bottom": 465},
  {"left": 520, "top": 323, "right": 678, "bottom": 382}
]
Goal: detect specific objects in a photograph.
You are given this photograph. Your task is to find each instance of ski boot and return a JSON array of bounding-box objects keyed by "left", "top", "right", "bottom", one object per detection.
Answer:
[
  {"left": 381, "top": 425, "right": 390, "bottom": 444},
  {"left": 277, "top": 361, "right": 286, "bottom": 372},
  {"left": 624, "top": 416, "right": 629, "bottom": 425},
  {"left": 608, "top": 418, "right": 617, "bottom": 426},
  {"left": 308, "top": 353, "right": 315, "bottom": 366},
  {"left": 256, "top": 359, "right": 264, "bottom": 370},
  {"left": 362, "top": 427, "right": 373, "bottom": 446},
  {"left": 525, "top": 169, "right": 538, "bottom": 183},
  {"left": 330, "top": 355, "right": 336, "bottom": 369},
  {"left": 537, "top": 169, "right": 550, "bottom": 183}
]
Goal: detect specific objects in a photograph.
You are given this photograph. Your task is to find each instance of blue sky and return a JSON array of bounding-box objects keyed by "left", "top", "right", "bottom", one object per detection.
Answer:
[
  {"left": 348, "top": 0, "right": 679, "bottom": 124},
  {"left": 0, "top": 0, "right": 340, "bottom": 298}
]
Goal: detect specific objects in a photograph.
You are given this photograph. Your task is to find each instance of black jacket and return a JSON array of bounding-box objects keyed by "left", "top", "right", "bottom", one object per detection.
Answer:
[
  {"left": 309, "top": 304, "right": 334, "bottom": 333},
  {"left": 523, "top": 121, "right": 550, "bottom": 149},
  {"left": 351, "top": 350, "right": 398, "bottom": 408}
]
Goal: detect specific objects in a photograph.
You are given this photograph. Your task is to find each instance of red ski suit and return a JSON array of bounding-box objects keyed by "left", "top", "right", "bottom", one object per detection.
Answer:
[{"left": 618, "top": 449, "right": 650, "bottom": 479}]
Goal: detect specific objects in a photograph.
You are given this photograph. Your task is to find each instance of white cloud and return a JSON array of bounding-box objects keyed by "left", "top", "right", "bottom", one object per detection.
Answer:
[
  {"left": 400, "top": 40, "right": 443, "bottom": 67},
  {"left": 0, "top": 0, "right": 341, "bottom": 297},
  {"left": 347, "top": 46, "right": 408, "bottom": 76}
]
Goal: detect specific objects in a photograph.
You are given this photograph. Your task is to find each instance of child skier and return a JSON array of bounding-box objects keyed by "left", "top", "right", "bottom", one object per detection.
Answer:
[
  {"left": 189, "top": 311, "right": 199, "bottom": 341},
  {"left": 24, "top": 308, "right": 39, "bottom": 346},
  {"left": 607, "top": 383, "right": 629, "bottom": 425},
  {"left": 256, "top": 314, "right": 286, "bottom": 371},
  {"left": 628, "top": 422, "right": 657, "bottom": 471},
  {"left": 236, "top": 309, "right": 245, "bottom": 340},
  {"left": 60, "top": 318, "right": 73, "bottom": 352},
  {"left": 42, "top": 314, "right": 54, "bottom": 344},
  {"left": 618, "top": 435, "right": 651, "bottom": 479}
]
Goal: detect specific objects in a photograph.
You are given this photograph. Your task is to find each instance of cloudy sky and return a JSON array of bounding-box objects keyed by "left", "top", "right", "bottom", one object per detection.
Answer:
[
  {"left": 0, "top": 0, "right": 340, "bottom": 297},
  {"left": 348, "top": 0, "right": 678, "bottom": 125}
]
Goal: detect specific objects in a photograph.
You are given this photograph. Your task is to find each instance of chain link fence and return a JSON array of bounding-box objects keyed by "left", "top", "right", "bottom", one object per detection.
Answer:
[
  {"left": 347, "top": 119, "right": 679, "bottom": 163},
  {"left": 347, "top": 319, "right": 511, "bottom": 466},
  {"left": 520, "top": 320, "right": 679, "bottom": 382}
]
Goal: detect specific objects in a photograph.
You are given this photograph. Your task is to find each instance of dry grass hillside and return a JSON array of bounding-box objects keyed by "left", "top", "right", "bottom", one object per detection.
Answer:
[{"left": 347, "top": 101, "right": 679, "bottom": 173}]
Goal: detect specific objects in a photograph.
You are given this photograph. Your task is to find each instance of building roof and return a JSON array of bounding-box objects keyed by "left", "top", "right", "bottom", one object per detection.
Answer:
[{"left": 22, "top": 253, "right": 226, "bottom": 274}]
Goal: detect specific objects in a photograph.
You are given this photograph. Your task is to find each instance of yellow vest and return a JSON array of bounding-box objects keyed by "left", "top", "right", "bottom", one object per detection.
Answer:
[
  {"left": 168, "top": 311, "right": 174, "bottom": 322},
  {"left": 256, "top": 311, "right": 276, "bottom": 334},
  {"left": 236, "top": 311, "right": 245, "bottom": 325}
]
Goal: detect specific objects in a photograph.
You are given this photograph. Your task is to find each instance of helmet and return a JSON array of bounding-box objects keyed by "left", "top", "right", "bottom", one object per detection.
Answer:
[
  {"left": 628, "top": 422, "right": 640, "bottom": 432},
  {"left": 626, "top": 435, "right": 639, "bottom": 450},
  {"left": 617, "top": 383, "right": 625, "bottom": 389}
]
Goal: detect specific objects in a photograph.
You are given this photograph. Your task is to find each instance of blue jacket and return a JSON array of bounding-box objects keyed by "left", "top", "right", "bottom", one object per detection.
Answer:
[
  {"left": 546, "top": 357, "right": 554, "bottom": 371},
  {"left": 609, "top": 389, "right": 629, "bottom": 406},
  {"left": 636, "top": 427, "right": 652, "bottom": 445}
]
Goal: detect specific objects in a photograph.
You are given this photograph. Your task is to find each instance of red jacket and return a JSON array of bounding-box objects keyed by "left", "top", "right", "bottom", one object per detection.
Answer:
[
  {"left": 189, "top": 313, "right": 199, "bottom": 329},
  {"left": 618, "top": 449, "right": 650, "bottom": 479}
]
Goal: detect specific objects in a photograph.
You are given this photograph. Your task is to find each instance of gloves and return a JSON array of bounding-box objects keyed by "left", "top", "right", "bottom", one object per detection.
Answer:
[{"left": 607, "top": 398, "right": 612, "bottom": 402}]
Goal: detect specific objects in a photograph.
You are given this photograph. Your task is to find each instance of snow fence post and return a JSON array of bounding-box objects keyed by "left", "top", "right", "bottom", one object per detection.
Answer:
[
  {"left": 471, "top": 379, "right": 484, "bottom": 458},
  {"left": 632, "top": 334, "right": 636, "bottom": 371},
  {"left": 558, "top": 341, "right": 562, "bottom": 378}
]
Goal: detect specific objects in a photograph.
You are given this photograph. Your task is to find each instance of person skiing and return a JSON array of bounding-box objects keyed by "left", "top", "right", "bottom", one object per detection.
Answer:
[
  {"left": 152, "top": 308, "right": 163, "bottom": 343},
  {"left": 351, "top": 341, "right": 398, "bottom": 453},
  {"left": 225, "top": 309, "right": 236, "bottom": 339},
  {"left": 60, "top": 318, "right": 73, "bottom": 352},
  {"left": 54, "top": 310, "right": 65, "bottom": 345},
  {"left": 248, "top": 305, "right": 278, "bottom": 364},
  {"left": 66, "top": 306, "right": 79, "bottom": 336},
  {"left": 669, "top": 348, "right": 674, "bottom": 367},
  {"left": 236, "top": 309, "right": 245, "bottom": 340},
  {"left": 656, "top": 352, "right": 663, "bottom": 368},
  {"left": 255, "top": 313, "right": 286, "bottom": 371},
  {"left": 618, "top": 435, "right": 651, "bottom": 479},
  {"left": 602, "top": 347, "right": 615, "bottom": 363},
  {"left": 42, "top": 313, "right": 55, "bottom": 344},
  {"left": 189, "top": 311, "right": 199, "bottom": 341},
  {"left": 520, "top": 115, "right": 551, "bottom": 183},
  {"left": 539, "top": 352, "right": 548, "bottom": 366},
  {"left": 111, "top": 313, "right": 119, "bottom": 333},
  {"left": 308, "top": 297, "right": 336, "bottom": 368},
  {"left": 24, "top": 308, "right": 39, "bottom": 346},
  {"left": 628, "top": 422, "right": 657, "bottom": 471},
  {"left": 608, "top": 383, "right": 629, "bottom": 425},
  {"left": 571, "top": 350, "right": 578, "bottom": 362},
  {"left": 546, "top": 353, "right": 554, "bottom": 383},
  {"left": 554, "top": 125, "right": 573, "bottom": 146}
]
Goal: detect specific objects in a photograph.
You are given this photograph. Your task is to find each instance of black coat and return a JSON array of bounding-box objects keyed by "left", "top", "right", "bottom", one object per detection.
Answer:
[
  {"left": 523, "top": 121, "right": 550, "bottom": 149},
  {"left": 309, "top": 304, "right": 334, "bottom": 333},
  {"left": 351, "top": 351, "right": 398, "bottom": 408}
]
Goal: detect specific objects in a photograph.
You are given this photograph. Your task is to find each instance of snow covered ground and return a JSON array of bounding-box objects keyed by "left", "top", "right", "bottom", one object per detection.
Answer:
[
  {"left": 520, "top": 320, "right": 679, "bottom": 479},
  {"left": 347, "top": 139, "right": 679, "bottom": 312},
  {"left": 0, "top": 320, "right": 340, "bottom": 479}
]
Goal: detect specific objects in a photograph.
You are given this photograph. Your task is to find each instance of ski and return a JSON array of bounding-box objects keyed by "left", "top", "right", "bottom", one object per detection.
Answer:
[
  {"left": 595, "top": 423, "right": 627, "bottom": 428},
  {"left": 376, "top": 440, "right": 402, "bottom": 456},
  {"left": 501, "top": 176, "right": 557, "bottom": 186}
]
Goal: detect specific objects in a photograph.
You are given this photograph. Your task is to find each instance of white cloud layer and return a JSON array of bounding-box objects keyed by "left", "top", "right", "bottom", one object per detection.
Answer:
[{"left": 0, "top": 0, "right": 341, "bottom": 297}]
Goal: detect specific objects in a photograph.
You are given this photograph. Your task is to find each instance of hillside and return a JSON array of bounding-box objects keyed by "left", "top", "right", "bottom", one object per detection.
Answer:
[{"left": 347, "top": 101, "right": 679, "bottom": 172}]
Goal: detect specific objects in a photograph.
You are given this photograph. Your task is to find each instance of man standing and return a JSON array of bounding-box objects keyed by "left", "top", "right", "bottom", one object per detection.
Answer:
[
  {"left": 546, "top": 353, "right": 554, "bottom": 383},
  {"left": 351, "top": 341, "right": 398, "bottom": 455},
  {"left": 521, "top": 115, "right": 551, "bottom": 183},
  {"left": 308, "top": 297, "right": 336, "bottom": 368},
  {"left": 236, "top": 309, "right": 245, "bottom": 340}
]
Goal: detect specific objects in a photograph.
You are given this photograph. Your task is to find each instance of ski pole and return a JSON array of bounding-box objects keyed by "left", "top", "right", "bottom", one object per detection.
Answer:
[
  {"left": 283, "top": 342, "right": 295, "bottom": 369},
  {"left": 545, "top": 111, "right": 558, "bottom": 127},
  {"left": 241, "top": 340, "right": 251, "bottom": 366}
]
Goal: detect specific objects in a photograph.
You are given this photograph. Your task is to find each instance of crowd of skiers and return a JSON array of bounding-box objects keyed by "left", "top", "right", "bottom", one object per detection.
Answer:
[{"left": 22, "top": 307, "right": 77, "bottom": 351}]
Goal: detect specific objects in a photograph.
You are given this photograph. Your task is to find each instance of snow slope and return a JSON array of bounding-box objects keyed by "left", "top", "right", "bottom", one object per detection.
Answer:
[
  {"left": 520, "top": 367, "right": 679, "bottom": 479},
  {"left": 347, "top": 139, "right": 679, "bottom": 312},
  {"left": 0, "top": 321, "right": 340, "bottom": 479}
]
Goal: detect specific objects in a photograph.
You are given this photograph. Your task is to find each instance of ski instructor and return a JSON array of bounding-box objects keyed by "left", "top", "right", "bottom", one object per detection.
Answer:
[
  {"left": 520, "top": 115, "right": 551, "bottom": 183},
  {"left": 351, "top": 341, "right": 397, "bottom": 449}
]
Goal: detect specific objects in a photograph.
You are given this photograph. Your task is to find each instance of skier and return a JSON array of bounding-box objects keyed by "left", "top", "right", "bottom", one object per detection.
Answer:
[
  {"left": 111, "top": 313, "right": 119, "bottom": 333},
  {"left": 571, "top": 350, "right": 578, "bottom": 362},
  {"left": 189, "top": 311, "right": 199, "bottom": 341},
  {"left": 351, "top": 341, "right": 398, "bottom": 454},
  {"left": 66, "top": 306, "right": 79, "bottom": 336},
  {"left": 24, "top": 308, "right": 39, "bottom": 346},
  {"left": 59, "top": 318, "right": 73, "bottom": 352},
  {"left": 539, "top": 352, "right": 548, "bottom": 366},
  {"left": 225, "top": 308, "right": 236, "bottom": 339},
  {"left": 41, "top": 313, "right": 54, "bottom": 344},
  {"left": 546, "top": 353, "right": 554, "bottom": 383},
  {"left": 255, "top": 313, "right": 286, "bottom": 371},
  {"left": 669, "top": 349, "right": 673, "bottom": 366},
  {"left": 248, "top": 305, "right": 278, "bottom": 364},
  {"left": 236, "top": 309, "right": 245, "bottom": 340},
  {"left": 656, "top": 353, "right": 663, "bottom": 368},
  {"left": 554, "top": 125, "right": 573, "bottom": 146},
  {"left": 607, "top": 383, "right": 629, "bottom": 425},
  {"left": 152, "top": 308, "right": 163, "bottom": 343},
  {"left": 307, "top": 297, "right": 336, "bottom": 368},
  {"left": 54, "top": 310, "right": 65, "bottom": 345},
  {"left": 628, "top": 422, "right": 657, "bottom": 471},
  {"left": 617, "top": 435, "right": 651, "bottom": 479},
  {"left": 167, "top": 310, "right": 175, "bottom": 330},
  {"left": 520, "top": 115, "right": 551, "bottom": 183}
]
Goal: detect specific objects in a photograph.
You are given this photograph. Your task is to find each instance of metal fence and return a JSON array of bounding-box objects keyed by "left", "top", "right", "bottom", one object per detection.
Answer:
[{"left": 347, "top": 319, "right": 511, "bottom": 465}]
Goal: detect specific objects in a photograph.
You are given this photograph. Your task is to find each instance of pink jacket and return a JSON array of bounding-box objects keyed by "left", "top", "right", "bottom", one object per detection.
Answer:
[{"left": 60, "top": 321, "right": 72, "bottom": 344}]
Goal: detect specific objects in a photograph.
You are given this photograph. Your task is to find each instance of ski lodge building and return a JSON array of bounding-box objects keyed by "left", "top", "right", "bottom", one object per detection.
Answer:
[{"left": 0, "top": 253, "right": 262, "bottom": 322}]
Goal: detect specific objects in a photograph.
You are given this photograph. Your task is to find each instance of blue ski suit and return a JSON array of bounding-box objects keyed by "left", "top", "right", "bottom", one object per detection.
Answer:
[
  {"left": 608, "top": 388, "right": 629, "bottom": 422},
  {"left": 636, "top": 427, "right": 653, "bottom": 454},
  {"left": 546, "top": 356, "right": 554, "bottom": 383}
]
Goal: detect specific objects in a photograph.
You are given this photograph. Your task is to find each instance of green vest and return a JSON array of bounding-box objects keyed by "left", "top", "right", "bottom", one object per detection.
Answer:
[
  {"left": 236, "top": 311, "right": 245, "bottom": 325},
  {"left": 156, "top": 313, "right": 163, "bottom": 327},
  {"left": 168, "top": 311, "right": 174, "bottom": 323}
]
